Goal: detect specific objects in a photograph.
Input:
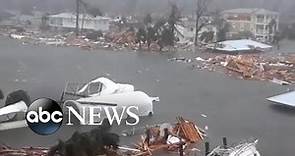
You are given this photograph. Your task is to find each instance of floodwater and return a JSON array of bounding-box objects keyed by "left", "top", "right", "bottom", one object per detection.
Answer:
[{"left": 0, "top": 37, "right": 294, "bottom": 156}]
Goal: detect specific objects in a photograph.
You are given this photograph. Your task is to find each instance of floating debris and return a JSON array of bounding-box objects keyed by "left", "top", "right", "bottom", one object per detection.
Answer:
[
  {"left": 201, "top": 114, "right": 208, "bottom": 118},
  {"left": 0, "top": 145, "right": 48, "bottom": 156},
  {"left": 190, "top": 54, "right": 295, "bottom": 85},
  {"left": 267, "top": 90, "right": 295, "bottom": 107},
  {"left": 168, "top": 57, "right": 192, "bottom": 63},
  {"left": 207, "top": 138, "right": 260, "bottom": 156},
  {"left": 133, "top": 116, "right": 205, "bottom": 155}
]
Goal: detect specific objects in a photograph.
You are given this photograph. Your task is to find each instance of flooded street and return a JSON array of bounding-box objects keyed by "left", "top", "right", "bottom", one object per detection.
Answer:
[{"left": 0, "top": 37, "right": 294, "bottom": 156}]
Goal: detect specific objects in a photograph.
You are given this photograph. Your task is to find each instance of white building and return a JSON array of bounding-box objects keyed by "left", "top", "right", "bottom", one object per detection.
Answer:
[
  {"left": 175, "top": 24, "right": 195, "bottom": 43},
  {"left": 48, "top": 13, "right": 111, "bottom": 32},
  {"left": 222, "top": 8, "right": 279, "bottom": 42},
  {"left": 176, "top": 17, "right": 217, "bottom": 43}
]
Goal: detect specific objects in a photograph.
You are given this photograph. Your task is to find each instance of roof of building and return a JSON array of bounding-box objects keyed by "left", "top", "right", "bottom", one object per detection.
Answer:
[
  {"left": 223, "top": 8, "right": 279, "bottom": 15},
  {"left": 49, "top": 12, "right": 111, "bottom": 20},
  {"left": 214, "top": 39, "right": 272, "bottom": 52}
]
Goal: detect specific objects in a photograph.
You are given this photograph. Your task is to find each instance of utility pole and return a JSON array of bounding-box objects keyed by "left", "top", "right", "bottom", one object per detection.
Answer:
[{"left": 75, "top": 0, "right": 80, "bottom": 36}]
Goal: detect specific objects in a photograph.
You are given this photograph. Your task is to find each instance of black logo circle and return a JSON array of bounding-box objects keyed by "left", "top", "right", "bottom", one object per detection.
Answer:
[{"left": 26, "top": 98, "right": 63, "bottom": 135}]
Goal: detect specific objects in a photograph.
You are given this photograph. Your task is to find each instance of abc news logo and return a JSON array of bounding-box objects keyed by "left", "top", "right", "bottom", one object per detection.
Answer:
[
  {"left": 26, "top": 98, "right": 140, "bottom": 135},
  {"left": 26, "top": 98, "right": 63, "bottom": 135}
]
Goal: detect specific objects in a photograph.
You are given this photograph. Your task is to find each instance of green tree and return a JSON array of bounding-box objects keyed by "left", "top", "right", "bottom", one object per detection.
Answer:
[
  {"left": 200, "top": 31, "right": 215, "bottom": 43},
  {"left": 212, "top": 10, "right": 229, "bottom": 41},
  {"left": 136, "top": 27, "right": 147, "bottom": 49},
  {"left": 144, "top": 14, "right": 152, "bottom": 25},
  {"left": 146, "top": 27, "right": 157, "bottom": 50},
  {"left": 167, "top": 4, "right": 181, "bottom": 46},
  {"left": 158, "top": 26, "right": 175, "bottom": 51},
  {"left": 194, "top": 0, "right": 211, "bottom": 45},
  {"left": 267, "top": 18, "right": 278, "bottom": 43}
]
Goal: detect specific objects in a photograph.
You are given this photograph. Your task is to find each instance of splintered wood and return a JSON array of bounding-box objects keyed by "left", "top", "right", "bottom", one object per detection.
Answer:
[
  {"left": 0, "top": 117, "right": 205, "bottom": 156},
  {"left": 192, "top": 54, "right": 295, "bottom": 85},
  {"left": 0, "top": 145, "right": 48, "bottom": 156},
  {"left": 175, "top": 116, "right": 204, "bottom": 143},
  {"left": 224, "top": 55, "right": 295, "bottom": 84},
  {"left": 135, "top": 116, "right": 205, "bottom": 155},
  {"left": 225, "top": 56, "right": 257, "bottom": 78}
]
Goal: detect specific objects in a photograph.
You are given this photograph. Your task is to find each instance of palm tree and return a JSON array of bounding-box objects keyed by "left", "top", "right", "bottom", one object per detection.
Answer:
[{"left": 167, "top": 4, "right": 181, "bottom": 46}]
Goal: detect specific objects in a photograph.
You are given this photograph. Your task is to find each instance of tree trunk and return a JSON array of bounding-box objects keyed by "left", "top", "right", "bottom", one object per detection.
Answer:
[
  {"left": 75, "top": 0, "right": 80, "bottom": 36},
  {"left": 194, "top": 17, "right": 199, "bottom": 46}
]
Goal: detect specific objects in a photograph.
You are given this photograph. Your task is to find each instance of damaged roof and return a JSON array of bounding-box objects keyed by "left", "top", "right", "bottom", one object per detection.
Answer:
[
  {"left": 49, "top": 12, "right": 111, "bottom": 20},
  {"left": 213, "top": 39, "right": 272, "bottom": 52},
  {"left": 267, "top": 91, "right": 295, "bottom": 107},
  {"left": 222, "top": 8, "right": 278, "bottom": 15}
]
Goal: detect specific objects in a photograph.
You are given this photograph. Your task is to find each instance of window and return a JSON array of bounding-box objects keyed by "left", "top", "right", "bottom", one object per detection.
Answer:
[
  {"left": 256, "top": 24, "right": 264, "bottom": 34},
  {"left": 50, "top": 17, "right": 62, "bottom": 26},
  {"left": 256, "top": 15, "right": 264, "bottom": 23},
  {"left": 88, "top": 82, "right": 102, "bottom": 95},
  {"left": 244, "top": 23, "right": 250, "bottom": 31}
]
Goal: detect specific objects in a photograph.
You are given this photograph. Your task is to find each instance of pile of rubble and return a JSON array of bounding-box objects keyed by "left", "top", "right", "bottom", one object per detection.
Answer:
[
  {"left": 0, "top": 144, "right": 48, "bottom": 156},
  {"left": 193, "top": 54, "right": 295, "bottom": 85},
  {"left": 0, "top": 115, "right": 260, "bottom": 156},
  {"left": 104, "top": 31, "right": 138, "bottom": 50},
  {"left": 2, "top": 25, "right": 193, "bottom": 52},
  {"left": 133, "top": 116, "right": 205, "bottom": 156},
  {"left": 0, "top": 116, "right": 204, "bottom": 156},
  {"left": 7, "top": 30, "right": 139, "bottom": 51}
]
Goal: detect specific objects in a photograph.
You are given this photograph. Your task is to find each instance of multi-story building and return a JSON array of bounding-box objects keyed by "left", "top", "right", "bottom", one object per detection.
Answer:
[{"left": 222, "top": 8, "right": 279, "bottom": 42}]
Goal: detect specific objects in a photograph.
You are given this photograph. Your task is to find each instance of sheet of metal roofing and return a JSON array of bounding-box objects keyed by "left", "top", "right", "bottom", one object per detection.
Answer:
[
  {"left": 267, "top": 91, "right": 295, "bottom": 107},
  {"left": 215, "top": 39, "right": 272, "bottom": 52}
]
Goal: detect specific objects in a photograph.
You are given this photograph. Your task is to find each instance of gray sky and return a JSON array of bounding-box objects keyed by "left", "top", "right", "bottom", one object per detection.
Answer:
[{"left": 1, "top": 0, "right": 295, "bottom": 16}]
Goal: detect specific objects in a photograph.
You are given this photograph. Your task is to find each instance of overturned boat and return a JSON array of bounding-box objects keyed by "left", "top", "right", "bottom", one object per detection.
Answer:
[
  {"left": 61, "top": 77, "right": 159, "bottom": 123},
  {"left": 0, "top": 90, "right": 31, "bottom": 131},
  {"left": 75, "top": 77, "right": 135, "bottom": 96}
]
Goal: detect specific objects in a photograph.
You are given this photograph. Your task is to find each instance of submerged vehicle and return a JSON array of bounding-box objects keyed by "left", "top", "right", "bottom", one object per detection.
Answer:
[
  {"left": 0, "top": 90, "right": 31, "bottom": 130},
  {"left": 208, "top": 138, "right": 260, "bottom": 156},
  {"left": 61, "top": 77, "right": 159, "bottom": 123}
]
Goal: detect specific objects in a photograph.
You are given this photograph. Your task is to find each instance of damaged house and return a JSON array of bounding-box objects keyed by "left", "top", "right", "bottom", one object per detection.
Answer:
[
  {"left": 175, "top": 17, "right": 217, "bottom": 44},
  {"left": 48, "top": 13, "right": 112, "bottom": 32}
]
